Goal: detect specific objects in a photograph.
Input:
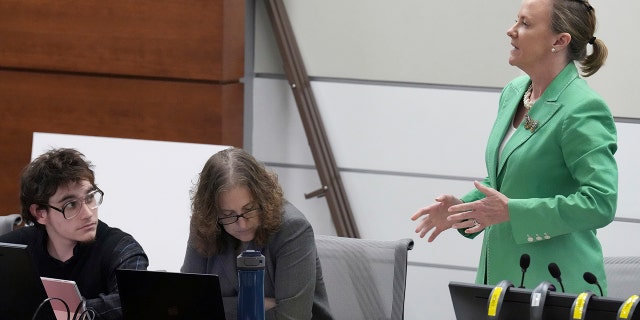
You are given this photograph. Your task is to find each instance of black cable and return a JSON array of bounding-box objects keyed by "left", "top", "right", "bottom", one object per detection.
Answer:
[
  {"left": 71, "top": 299, "right": 97, "bottom": 320},
  {"left": 75, "top": 308, "right": 97, "bottom": 320},
  {"left": 32, "top": 297, "right": 70, "bottom": 320},
  {"left": 72, "top": 299, "right": 86, "bottom": 320},
  {"left": 31, "top": 296, "right": 96, "bottom": 320}
]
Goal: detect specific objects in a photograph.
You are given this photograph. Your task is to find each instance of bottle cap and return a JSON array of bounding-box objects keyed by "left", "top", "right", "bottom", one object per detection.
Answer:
[{"left": 237, "top": 250, "right": 265, "bottom": 270}]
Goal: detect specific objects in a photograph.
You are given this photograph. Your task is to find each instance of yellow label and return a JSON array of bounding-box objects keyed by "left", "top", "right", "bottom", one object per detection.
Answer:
[
  {"left": 619, "top": 295, "right": 639, "bottom": 319},
  {"left": 487, "top": 287, "right": 503, "bottom": 316},
  {"left": 572, "top": 292, "right": 588, "bottom": 319}
]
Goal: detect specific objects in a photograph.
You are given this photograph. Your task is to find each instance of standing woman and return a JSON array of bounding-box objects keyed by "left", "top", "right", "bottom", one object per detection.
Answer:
[
  {"left": 411, "top": 0, "right": 617, "bottom": 294},
  {"left": 181, "top": 147, "right": 333, "bottom": 319}
]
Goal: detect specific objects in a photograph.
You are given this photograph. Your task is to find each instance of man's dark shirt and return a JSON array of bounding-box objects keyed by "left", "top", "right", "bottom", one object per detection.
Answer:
[{"left": 0, "top": 220, "right": 149, "bottom": 320}]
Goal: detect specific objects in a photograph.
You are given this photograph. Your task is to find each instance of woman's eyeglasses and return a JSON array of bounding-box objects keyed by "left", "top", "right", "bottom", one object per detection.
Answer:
[{"left": 217, "top": 208, "right": 260, "bottom": 225}]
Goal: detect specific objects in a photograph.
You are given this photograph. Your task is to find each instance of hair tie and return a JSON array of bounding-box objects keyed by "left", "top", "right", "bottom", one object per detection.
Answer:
[
  {"left": 588, "top": 36, "right": 596, "bottom": 45},
  {"left": 582, "top": 1, "right": 594, "bottom": 11}
]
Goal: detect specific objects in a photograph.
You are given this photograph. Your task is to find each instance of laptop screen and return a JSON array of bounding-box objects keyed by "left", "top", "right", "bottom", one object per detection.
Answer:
[
  {"left": 116, "top": 269, "right": 226, "bottom": 320},
  {"left": 0, "top": 242, "right": 56, "bottom": 320},
  {"left": 41, "top": 276, "right": 86, "bottom": 318}
]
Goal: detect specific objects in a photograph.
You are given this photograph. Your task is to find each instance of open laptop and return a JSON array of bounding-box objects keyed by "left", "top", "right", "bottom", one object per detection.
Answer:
[
  {"left": 116, "top": 269, "right": 226, "bottom": 320},
  {"left": 41, "top": 277, "right": 86, "bottom": 319},
  {"left": 0, "top": 242, "right": 56, "bottom": 320}
]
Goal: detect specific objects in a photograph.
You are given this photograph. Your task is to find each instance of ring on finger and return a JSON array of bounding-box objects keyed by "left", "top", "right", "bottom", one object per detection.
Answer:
[{"left": 472, "top": 219, "right": 480, "bottom": 227}]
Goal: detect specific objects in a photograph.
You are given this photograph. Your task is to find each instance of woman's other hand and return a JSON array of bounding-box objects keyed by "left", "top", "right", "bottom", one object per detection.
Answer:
[{"left": 447, "top": 181, "right": 510, "bottom": 234}]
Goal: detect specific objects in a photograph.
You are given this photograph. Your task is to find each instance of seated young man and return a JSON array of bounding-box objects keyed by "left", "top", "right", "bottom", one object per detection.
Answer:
[{"left": 0, "top": 148, "right": 149, "bottom": 320}]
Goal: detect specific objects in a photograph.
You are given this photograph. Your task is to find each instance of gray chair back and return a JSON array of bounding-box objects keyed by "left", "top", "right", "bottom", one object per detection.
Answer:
[
  {"left": 0, "top": 214, "right": 23, "bottom": 235},
  {"left": 315, "top": 235, "right": 414, "bottom": 320},
  {"left": 604, "top": 256, "right": 640, "bottom": 299}
]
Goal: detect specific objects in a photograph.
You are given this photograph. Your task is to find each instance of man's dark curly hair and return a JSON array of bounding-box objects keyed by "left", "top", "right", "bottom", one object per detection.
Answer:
[{"left": 20, "top": 148, "right": 96, "bottom": 227}]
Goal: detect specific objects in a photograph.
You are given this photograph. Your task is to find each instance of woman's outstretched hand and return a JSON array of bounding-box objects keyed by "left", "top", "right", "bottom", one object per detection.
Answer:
[
  {"left": 411, "top": 181, "right": 510, "bottom": 240},
  {"left": 411, "top": 194, "right": 463, "bottom": 242}
]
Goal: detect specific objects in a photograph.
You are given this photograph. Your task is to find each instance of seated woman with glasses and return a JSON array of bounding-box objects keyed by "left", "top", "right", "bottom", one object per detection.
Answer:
[
  {"left": 0, "top": 148, "right": 149, "bottom": 320},
  {"left": 181, "top": 147, "right": 333, "bottom": 320}
]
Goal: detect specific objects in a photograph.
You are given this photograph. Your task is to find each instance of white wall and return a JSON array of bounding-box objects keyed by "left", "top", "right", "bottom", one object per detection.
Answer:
[
  {"left": 249, "top": 76, "right": 640, "bottom": 319},
  {"left": 25, "top": 1, "right": 640, "bottom": 318},
  {"left": 252, "top": 11, "right": 640, "bottom": 310},
  {"left": 31, "top": 132, "right": 229, "bottom": 272},
  {"left": 254, "top": 0, "right": 640, "bottom": 119},
  {"left": 249, "top": 2, "right": 640, "bottom": 318}
]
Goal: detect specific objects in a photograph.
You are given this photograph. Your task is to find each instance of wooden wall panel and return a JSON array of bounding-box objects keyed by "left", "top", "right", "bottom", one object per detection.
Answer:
[
  {"left": 0, "top": 0, "right": 244, "bottom": 81},
  {"left": 0, "top": 0, "right": 244, "bottom": 215},
  {"left": 0, "top": 70, "right": 243, "bottom": 214}
]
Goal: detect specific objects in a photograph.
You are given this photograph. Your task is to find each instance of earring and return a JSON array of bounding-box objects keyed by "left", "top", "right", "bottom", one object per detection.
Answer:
[{"left": 551, "top": 47, "right": 556, "bottom": 53}]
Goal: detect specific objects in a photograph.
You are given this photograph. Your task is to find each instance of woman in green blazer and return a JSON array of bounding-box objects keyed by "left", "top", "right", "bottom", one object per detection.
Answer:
[{"left": 411, "top": 0, "right": 617, "bottom": 295}]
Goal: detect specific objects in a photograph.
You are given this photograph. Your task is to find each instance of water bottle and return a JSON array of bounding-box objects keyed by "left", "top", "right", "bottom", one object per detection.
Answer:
[{"left": 237, "top": 250, "right": 265, "bottom": 320}]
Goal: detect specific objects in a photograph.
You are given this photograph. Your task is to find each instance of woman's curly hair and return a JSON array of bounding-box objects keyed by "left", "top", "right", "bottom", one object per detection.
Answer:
[{"left": 189, "top": 148, "right": 284, "bottom": 256}]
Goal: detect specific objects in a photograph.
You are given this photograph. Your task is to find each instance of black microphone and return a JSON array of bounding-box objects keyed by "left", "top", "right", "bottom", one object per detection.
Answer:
[
  {"left": 519, "top": 254, "right": 530, "bottom": 288},
  {"left": 583, "top": 272, "right": 603, "bottom": 296},
  {"left": 548, "top": 263, "right": 565, "bottom": 292}
]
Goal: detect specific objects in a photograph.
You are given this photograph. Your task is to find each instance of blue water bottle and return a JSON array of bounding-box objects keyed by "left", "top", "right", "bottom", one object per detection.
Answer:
[{"left": 237, "top": 250, "right": 265, "bottom": 320}]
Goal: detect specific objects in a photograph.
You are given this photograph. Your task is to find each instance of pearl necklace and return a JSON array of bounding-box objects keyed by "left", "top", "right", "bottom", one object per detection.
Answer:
[
  {"left": 523, "top": 85, "right": 535, "bottom": 111},
  {"left": 522, "top": 85, "right": 539, "bottom": 132}
]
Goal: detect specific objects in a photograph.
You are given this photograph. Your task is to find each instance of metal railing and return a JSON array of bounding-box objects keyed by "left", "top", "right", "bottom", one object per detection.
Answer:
[{"left": 264, "top": 0, "right": 360, "bottom": 238}]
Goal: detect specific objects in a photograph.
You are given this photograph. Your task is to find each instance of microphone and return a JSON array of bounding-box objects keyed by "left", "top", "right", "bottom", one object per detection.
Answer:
[
  {"left": 573, "top": 273, "right": 600, "bottom": 320},
  {"left": 519, "top": 254, "right": 530, "bottom": 288},
  {"left": 583, "top": 272, "right": 603, "bottom": 296},
  {"left": 548, "top": 263, "right": 565, "bottom": 293}
]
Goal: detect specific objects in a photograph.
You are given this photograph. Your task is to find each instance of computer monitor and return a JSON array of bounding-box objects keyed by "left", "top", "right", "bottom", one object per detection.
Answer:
[
  {"left": 449, "top": 281, "right": 638, "bottom": 320},
  {"left": 0, "top": 242, "right": 56, "bottom": 320}
]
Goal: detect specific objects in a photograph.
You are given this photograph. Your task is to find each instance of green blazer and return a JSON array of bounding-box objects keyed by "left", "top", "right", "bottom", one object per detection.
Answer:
[{"left": 460, "top": 63, "right": 618, "bottom": 294}]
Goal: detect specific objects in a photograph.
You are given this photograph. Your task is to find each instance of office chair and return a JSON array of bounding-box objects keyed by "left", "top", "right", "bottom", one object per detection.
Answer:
[
  {"left": 315, "top": 235, "right": 414, "bottom": 320},
  {"left": 0, "top": 214, "right": 22, "bottom": 235},
  {"left": 603, "top": 256, "right": 640, "bottom": 299}
]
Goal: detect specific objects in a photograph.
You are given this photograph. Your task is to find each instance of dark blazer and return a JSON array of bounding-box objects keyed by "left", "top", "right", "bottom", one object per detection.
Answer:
[
  {"left": 461, "top": 63, "right": 618, "bottom": 294},
  {"left": 181, "top": 201, "right": 333, "bottom": 320}
]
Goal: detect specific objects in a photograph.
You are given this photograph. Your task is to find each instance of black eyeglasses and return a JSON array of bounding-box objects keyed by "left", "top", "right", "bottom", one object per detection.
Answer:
[
  {"left": 217, "top": 207, "right": 260, "bottom": 225},
  {"left": 46, "top": 188, "right": 104, "bottom": 220}
]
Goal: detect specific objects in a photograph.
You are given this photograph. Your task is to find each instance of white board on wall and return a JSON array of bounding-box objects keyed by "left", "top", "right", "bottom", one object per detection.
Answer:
[{"left": 31, "top": 132, "right": 229, "bottom": 272}]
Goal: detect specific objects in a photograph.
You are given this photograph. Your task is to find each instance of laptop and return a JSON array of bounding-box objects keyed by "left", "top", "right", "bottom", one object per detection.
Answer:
[
  {"left": 0, "top": 242, "right": 56, "bottom": 320},
  {"left": 41, "top": 277, "right": 86, "bottom": 319},
  {"left": 116, "top": 269, "right": 226, "bottom": 320}
]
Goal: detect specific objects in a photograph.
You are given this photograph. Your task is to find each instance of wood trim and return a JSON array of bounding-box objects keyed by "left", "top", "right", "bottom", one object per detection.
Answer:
[
  {"left": 0, "top": 0, "right": 245, "bottom": 81},
  {"left": 0, "top": 70, "right": 243, "bottom": 214}
]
